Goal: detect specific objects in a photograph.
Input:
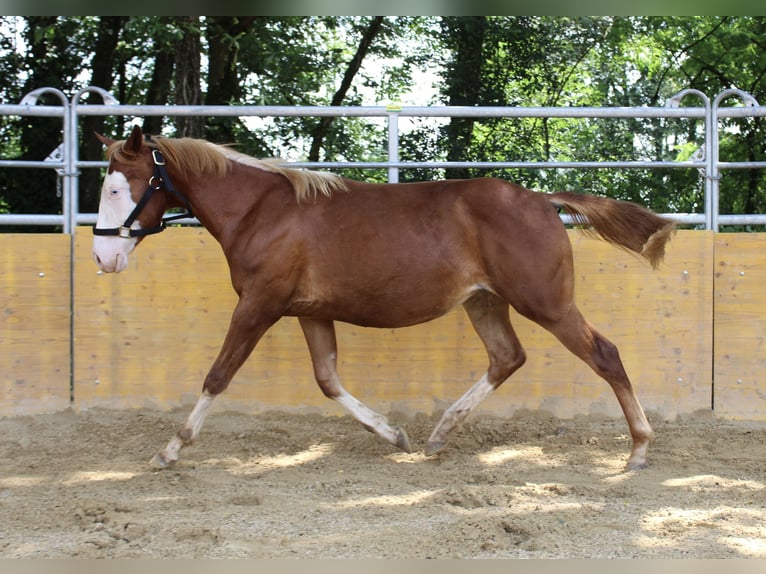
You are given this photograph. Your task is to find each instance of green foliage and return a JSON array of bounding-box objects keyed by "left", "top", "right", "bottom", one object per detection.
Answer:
[
  {"left": 431, "top": 16, "right": 765, "bottom": 225},
  {"left": 1, "top": 16, "right": 765, "bottom": 231}
]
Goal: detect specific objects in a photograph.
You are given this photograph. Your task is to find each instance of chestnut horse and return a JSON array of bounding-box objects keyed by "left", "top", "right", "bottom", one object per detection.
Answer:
[{"left": 92, "top": 125, "right": 674, "bottom": 470}]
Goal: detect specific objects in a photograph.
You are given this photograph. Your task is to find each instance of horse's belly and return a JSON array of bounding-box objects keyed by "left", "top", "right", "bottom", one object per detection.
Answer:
[{"left": 286, "top": 282, "right": 487, "bottom": 328}]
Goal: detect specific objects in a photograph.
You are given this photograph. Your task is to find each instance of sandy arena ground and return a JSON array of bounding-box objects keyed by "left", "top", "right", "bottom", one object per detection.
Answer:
[{"left": 0, "top": 406, "right": 764, "bottom": 558}]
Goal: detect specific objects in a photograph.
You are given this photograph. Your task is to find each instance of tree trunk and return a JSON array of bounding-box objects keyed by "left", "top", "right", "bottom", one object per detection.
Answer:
[
  {"left": 173, "top": 16, "right": 203, "bottom": 138},
  {"left": 308, "top": 16, "right": 384, "bottom": 162},
  {"left": 205, "top": 16, "right": 257, "bottom": 143},
  {"left": 80, "top": 16, "right": 128, "bottom": 213},
  {"left": 442, "top": 16, "right": 486, "bottom": 179},
  {"left": 143, "top": 16, "right": 175, "bottom": 135}
]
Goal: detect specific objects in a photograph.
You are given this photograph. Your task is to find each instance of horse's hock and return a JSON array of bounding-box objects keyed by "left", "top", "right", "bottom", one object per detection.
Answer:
[{"left": 1, "top": 227, "right": 765, "bottom": 421}]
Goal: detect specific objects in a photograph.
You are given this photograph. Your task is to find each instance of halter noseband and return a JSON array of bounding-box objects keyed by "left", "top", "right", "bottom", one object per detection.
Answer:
[{"left": 92, "top": 142, "right": 194, "bottom": 238}]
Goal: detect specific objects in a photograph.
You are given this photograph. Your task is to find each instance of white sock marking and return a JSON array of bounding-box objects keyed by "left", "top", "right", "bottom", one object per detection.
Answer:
[
  {"left": 156, "top": 392, "right": 216, "bottom": 465},
  {"left": 335, "top": 390, "right": 400, "bottom": 445},
  {"left": 430, "top": 373, "right": 494, "bottom": 444}
]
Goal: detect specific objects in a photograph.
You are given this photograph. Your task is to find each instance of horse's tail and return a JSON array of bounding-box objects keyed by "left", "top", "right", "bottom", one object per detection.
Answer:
[{"left": 548, "top": 191, "right": 675, "bottom": 269}]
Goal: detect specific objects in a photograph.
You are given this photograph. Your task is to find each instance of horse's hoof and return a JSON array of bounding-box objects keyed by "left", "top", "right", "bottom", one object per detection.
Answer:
[
  {"left": 395, "top": 427, "right": 412, "bottom": 453},
  {"left": 425, "top": 439, "right": 446, "bottom": 456},
  {"left": 150, "top": 452, "right": 176, "bottom": 470},
  {"left": 625, "top": 460, "right": 648, "bottom": 472}
]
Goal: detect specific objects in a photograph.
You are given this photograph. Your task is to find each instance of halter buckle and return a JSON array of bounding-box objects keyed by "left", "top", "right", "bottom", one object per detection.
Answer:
[
  {"left": 119, "top": 226, "right": 132, "bottom": 238},
  {"left": 151, "top": 149, "right": 166, "bottom": 166}
]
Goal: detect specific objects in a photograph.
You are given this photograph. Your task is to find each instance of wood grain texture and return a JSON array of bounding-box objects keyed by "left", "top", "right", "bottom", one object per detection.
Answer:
[
  {"left": 1, "top": 234, "right": 71, "bottom": 415},
  {"left": 714, "top": 234, "right": 766, "bottom": 420}
]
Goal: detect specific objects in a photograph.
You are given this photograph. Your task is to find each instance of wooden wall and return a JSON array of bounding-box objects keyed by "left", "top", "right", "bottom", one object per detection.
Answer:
[
  {"left": 1, "top": 235, "right": 71, "bottom": 415},
  {"left": 713, "top": 234, "right": 766, "bottom": 420},
  {"left": 2, "top": 228, "right": 765, "bottom": 421}
]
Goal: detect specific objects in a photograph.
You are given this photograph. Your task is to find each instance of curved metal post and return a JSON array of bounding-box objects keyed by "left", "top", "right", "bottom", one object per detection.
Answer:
[
  {"left": 69, "top": 86, "right": 120, "bottom": 233},
  {"left": 666, "top": 89, "right": 712, "bottom": 230},
  {"left": 19, "top": 87, "right": 71, "bottom": 233},
  {"left": 710, "top": 89, "right": 759, "bottom": 232}
]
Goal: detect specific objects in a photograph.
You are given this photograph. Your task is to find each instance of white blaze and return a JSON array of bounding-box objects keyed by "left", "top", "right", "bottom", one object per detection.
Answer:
[{"left": 92, "top": 170, "right": 140, "bottom": 273}]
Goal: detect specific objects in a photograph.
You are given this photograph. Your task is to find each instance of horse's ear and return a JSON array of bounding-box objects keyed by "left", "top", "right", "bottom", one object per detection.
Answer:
[
  {"left": 95, "top": 132, "right": 115, "bottom": 147},
  {"left": 124, "top": 124, "right": 144, "bottom": 154}
]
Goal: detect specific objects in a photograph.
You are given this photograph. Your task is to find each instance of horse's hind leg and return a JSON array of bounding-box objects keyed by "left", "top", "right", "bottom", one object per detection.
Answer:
[
  {"left": 427, "top": 291, "right": 526, "bottom": 455},
  {"left": 298, "top": 317, "right": 412, "bottom": 452},
  {"left": 542, "top": 305, "right": 654, "bottom": 470}
]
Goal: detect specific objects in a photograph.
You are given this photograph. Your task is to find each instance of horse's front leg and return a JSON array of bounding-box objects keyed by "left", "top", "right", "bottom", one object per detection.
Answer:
[{"left": 151, "top": 298, "right": 277, "bottom": 469}]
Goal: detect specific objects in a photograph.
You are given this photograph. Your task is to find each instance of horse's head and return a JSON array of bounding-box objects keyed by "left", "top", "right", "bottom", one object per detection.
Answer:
[{"left": 92, "top": 125, "right": 171, "bottom": 273}]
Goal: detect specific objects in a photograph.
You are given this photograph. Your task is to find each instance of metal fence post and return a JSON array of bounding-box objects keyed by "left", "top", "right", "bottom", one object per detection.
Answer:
[
  {"left": 69, "top": 87, "right": 120, "bottom": 233},
  {"left": 386, "top": 104, "right": 401, "bottom": 183},
  {"left": 666, "top": 89, "right": 712, "bottom": 230},
  {"left": 710, "top": 89, "right": 760, "bottom": 232}
]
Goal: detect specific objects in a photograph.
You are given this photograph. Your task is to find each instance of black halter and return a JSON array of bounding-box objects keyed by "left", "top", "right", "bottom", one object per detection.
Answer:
[{"left": 92, "top": 144, "right": 195, "bottom": 238}]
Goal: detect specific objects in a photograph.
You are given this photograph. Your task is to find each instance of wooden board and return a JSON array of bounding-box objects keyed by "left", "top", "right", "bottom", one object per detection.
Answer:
[
  {"left": 74, "top": 227, "right": 240, "bottom": 409},
  {"left": 73, "top": 227, "right": 713, "bottom": 421},
  {"left": 0, "top": 234, "right": 71, "bottom": 415},
  {"left": 714, "top": 234, "right": 766, "bottom": 420}
]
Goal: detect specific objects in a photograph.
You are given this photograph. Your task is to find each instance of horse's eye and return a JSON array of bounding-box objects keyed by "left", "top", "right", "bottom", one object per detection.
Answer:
[{"left": 109, "top": 189, "right": 120, "bottom": 196}]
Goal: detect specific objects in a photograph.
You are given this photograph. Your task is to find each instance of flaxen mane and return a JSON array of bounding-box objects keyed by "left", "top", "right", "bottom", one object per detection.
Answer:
[{"left": 108, "top": 135, "right": 348, "bottom": 203}]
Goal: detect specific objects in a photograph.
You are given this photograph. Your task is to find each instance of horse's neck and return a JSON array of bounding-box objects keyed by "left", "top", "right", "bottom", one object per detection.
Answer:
[{"left": 185, "top": 168, "right": 284, "bottom": 251}]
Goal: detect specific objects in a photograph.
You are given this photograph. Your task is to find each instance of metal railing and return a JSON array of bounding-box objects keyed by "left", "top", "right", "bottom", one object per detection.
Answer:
[{"left": 2, "top": 86, "right": 765, "bottom": 233}]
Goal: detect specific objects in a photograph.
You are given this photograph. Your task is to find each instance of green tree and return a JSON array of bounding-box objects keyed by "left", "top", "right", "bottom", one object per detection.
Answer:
[
  {"left": 440, "top": 16, "right": 487, "bottom": 180},
  {"left": 2, "top": 16, "right": 766, "bottom": 230},
  {"left": 79, "top": 16, "right": 129, "bottom": 213},
  {"left": 1, "top": 16, "right": 102, "bottom": 229},
  {"left": 429, "top": 16, "right": 765, "bottom": 225},
  {"left": 656, "top": 16, "right": 766, "bottom": 227},
  {"left": 205, "top": 16, "right": 257, "bottom": 143}
]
